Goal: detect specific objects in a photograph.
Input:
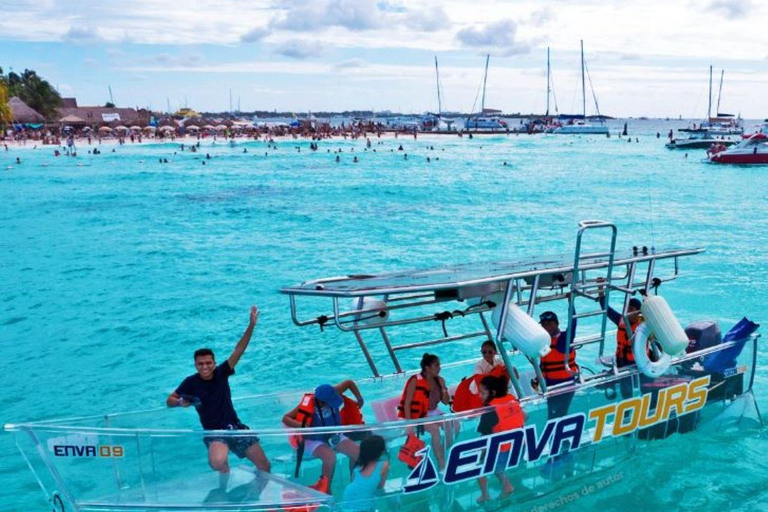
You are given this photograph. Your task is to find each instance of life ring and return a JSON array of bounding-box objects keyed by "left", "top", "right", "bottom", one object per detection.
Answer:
[{"left": 632, "top": 323, "right": 671, "bottom": 378}]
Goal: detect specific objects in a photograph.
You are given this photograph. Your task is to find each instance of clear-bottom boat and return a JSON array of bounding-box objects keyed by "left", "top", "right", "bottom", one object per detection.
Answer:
[{"left": 7, "top": 221, "right": 762, "bottom": 512}]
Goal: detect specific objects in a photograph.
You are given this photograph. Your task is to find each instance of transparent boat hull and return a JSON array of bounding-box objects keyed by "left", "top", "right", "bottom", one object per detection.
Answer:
[{"left": 8, "top": 336, "right": 761, "bottom": 512}]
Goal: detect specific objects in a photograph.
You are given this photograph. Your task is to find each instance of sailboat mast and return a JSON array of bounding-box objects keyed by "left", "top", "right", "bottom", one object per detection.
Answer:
[
  {"left": 580, "top": 40, "right": 586, "bottom": 118},
  {"left": 546, "top": 47, "right": 551, "bottom": 117},
  {"left": 716, "top": 69, "right": 724, "bottom": 116},
  {"left": 480, "top": 54, "right": 489, "bottom": 114},
  {"left": 434, "top": 56, "right": 442, "bottom": 115},
  {"left": 707, "top": 65, "right": 713, "bottom": 120}
]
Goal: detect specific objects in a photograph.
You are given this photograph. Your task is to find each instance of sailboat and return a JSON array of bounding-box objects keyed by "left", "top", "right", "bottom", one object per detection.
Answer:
[
  {"left": 524, "top": 47, "right": 559, "bottom": 133},
  {"left": 421, "top": 57, "right": 455, "bottom": 132},
  {"left": 553, "top": 41, "right": 609, "bottom": 135},
  {"left": 675, "top": 66, "right": 742, "bottom": 143},
  {"left": 465, "top": 54, "right": 507, "bottom": 131}
]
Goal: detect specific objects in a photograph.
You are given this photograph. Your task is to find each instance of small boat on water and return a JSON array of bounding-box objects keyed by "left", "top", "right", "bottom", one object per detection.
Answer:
[
  {"left": 6, "top": 221, "right": 762, "bottom": 512},
  {"left": 680, "top": 67, "right": 744, "bottom": 137},
  {"left": 465, "top": 55, "right": 507, "bottom": 132},
  {"left": 665, "top": 130, "right": 737, "bottom": 150},
  {"left": 708, "top": 132, "right": 768, "bottom": 164},
  {"left": 553, "top": 41, "right": 609, "bottom": 136}
]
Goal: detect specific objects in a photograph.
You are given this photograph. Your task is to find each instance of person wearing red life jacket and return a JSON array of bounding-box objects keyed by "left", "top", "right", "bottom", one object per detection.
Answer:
[
  {"left": 597, "top": 279, "right": 645, "bottom": 398},
  {"left": 283, "top": 380, "right": 364, "bottom": 493},
  {"left": 398, "top": 353, "right": 450, "bottom": 469},
  {"left": 476, "top": 375, "right": 524, "bottom": 503},
  {"left": 537, "top": 306, "right": 579, "bottom": 420}
]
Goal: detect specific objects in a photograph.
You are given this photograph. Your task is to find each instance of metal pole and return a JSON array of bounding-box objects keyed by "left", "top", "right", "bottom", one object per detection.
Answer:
[
  {"left": 494, "top": 280, "right": 525, "bottom": 397},
  {"left": 435, "top": 56, "right": 442, "bottom": 115},
  {"left": 580, "top": 40, "right": 586, "bottom": 118},
  {"left": 708, "top": 65, "right": 713, "bottom": 121},
  {"left": 481, "top": 54, "right": 489, "bottom": 114},
  {"left": 546, "top": 47, "right": 551, "bottom": 118}
]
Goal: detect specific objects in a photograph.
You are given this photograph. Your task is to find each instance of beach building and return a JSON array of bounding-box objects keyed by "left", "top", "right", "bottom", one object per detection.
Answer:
[
  {"left": 7, "top": 96, "right": 46, "bottom": 129},
  {"left": 56, "top": 97, "right": 151, "bottom": 130}
]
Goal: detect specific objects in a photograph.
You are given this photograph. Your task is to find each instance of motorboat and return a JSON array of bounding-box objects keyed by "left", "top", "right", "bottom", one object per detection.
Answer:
[
  {"left": 464, "top": 116, "right": 507, "bottom": 131},
  {"left": 708, "top": 132, "right": 768, "bottom": 164},
  {"left": 6, "top": 221, "right": 762, "bottom": 512},
  {"left": 553, "top": 119, "right": 609, "bottom": 135},
  {"left": 665, "top": 130, "right": 737, "bottom": 150}
]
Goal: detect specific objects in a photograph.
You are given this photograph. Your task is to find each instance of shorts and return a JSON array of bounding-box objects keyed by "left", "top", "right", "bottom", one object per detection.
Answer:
[
  {"left": 203, "top": 422, "right": 260, "bottom": 459},
  {"left": 303, "top": 434, "right": 350, "bottom": 457}
]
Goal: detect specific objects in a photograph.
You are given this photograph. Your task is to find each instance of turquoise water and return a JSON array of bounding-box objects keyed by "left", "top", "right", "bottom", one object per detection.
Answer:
[{"left": 1, "top": 121, "right": 766, "bottom": 511}]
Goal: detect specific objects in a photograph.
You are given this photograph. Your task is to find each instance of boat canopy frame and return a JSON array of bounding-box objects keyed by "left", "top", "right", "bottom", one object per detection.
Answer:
[{"left": 281, "top": 221, "right": 704, "bottom": 397}]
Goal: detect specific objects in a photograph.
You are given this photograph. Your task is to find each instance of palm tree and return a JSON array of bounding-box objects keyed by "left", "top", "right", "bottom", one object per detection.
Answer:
[
  {"left": 0, "top": 80, "right": 12, "bottom": 129},
  {"left": 4, "top": 69, "right": 61, "bottom": 120}
]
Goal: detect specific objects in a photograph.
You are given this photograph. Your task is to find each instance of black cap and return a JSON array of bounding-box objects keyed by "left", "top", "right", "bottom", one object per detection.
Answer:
[
  {"left": 539, "top": 311, "right": 558, "bottom": 323},
  {"left": 629, "top": 298, "right": 642, "bottom": 310}
]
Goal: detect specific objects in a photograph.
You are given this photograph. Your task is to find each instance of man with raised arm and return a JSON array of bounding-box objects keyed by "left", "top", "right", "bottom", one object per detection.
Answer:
[{"left": 167, "top": 306, "right": 271, "bottom": 480}]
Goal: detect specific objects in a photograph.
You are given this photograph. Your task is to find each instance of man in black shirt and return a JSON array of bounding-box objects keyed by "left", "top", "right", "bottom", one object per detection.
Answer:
[{"left": 167, "top": 306, "right": 270, "bottom": 478}]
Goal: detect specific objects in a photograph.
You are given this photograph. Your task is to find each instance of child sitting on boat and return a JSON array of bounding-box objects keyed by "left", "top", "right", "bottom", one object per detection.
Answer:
[
  {"left": 476, "top": 375, "right": 524, "bottom": 503},
  {"left": 283, "top": 380, "right": 365, "bottom": 493},
  {"left": 342, "top": 435, "right": 390, "bottom": 512}
]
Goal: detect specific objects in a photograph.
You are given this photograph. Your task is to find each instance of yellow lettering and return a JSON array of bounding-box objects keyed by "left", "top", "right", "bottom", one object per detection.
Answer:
[
  {"left": 612, "top": 397, "right": 642, "bottom": 437},
  {"left": 638, "top": 391, "right": 665, "bottom": 428},
  {"left": 99, "top": 446, "right": 111, "bottom": 457},
  {"left": 661, "top": 383, "right": 687, "bottom": 419},
  {"left": 588, "top": 404, "right": 616, "bottom": 443},
  {"left": 112, "top": 446, "right": 124, "bottom": 458},
  {"left": 684, "top": 376, "right": 711, "bottom": 414}
]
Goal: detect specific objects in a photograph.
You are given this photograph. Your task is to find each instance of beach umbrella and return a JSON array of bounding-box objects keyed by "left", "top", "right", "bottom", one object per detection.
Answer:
[
  {"left": 203, "top": 124, "right": 215, "bottom": 130},
  {"left": 144, "top": 126, "right": 157, "bottom": 132},
  {"left": 130, "top": 125, "right": 142, "bottom": 131},
  {"left": 159, "top": 126, "right": 175, "bottom": 132},
  {"left": 98, "top": 126, "right": 113, "bottom": 133},
  {"left": 114, "top": 125, "right": 129, "bottom": 132},
  {"left": 186, "top": 125, "right": 200, "bottom": 131},
  {"left": 215, "top": 124, "right": 228, "bottom": 131}
]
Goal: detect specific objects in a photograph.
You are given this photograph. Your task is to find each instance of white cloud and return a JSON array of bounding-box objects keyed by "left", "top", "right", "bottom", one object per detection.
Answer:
[
  {"left": 455, "top": 19, "right": 531, "bottom": 56},
  {"left": 152, "top": 53, "right": 205, "bottom": 67},
  {"left": 529, "top": 8, "right": 554, "bottom": 27},
  {"left": 707, "top": 0, "right": 752, "bottom": 20},
  {"left": 405, "top": 7, "right": 451, "bottom": 32},
  {"left": 272, "top": 0, "right": 383, "bottom": 31},
  {"left": 277, "top": 39, "right": 324, "bottom": 59},
  {"left": 241, "top": 27, "right": 270, "bottom": 42},
  {"left": 335, "top": 58, "right": 369, "bottom": 69},
  {"left": 62, "top": 26, "right": 103, "bottom": 43}
]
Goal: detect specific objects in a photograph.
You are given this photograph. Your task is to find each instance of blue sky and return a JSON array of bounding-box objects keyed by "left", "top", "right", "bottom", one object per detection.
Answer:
[{"left": 1, "top": 0, "right": 767, "bottom": 117}]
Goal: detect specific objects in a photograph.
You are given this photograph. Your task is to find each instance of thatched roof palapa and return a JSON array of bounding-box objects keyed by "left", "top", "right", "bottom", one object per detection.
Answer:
[
  {"left": 8, "top": 97, "right": 46, "bottom": 124},
  {"left": 59, "top": 115, "right": 86, "bottom": 124}
]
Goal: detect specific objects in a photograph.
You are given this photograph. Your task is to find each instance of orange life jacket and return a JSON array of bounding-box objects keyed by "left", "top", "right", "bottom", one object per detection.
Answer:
[
  {"left": 452, "top": 365, "right": 511, "bottom": 413},
  {"left": 397, "top": 374, "right": 430, "bottom": 419},
  {"left": 289, "top": 392, "right": 364, "bottom": 448},
  {"left": 398, "top": 433, "right": 426, "bottom": 468},
  {"left": 616, "top": 318, "right": 640, "bottom": 367},
  {"left": 489, "top": 395, "right": 524, "bottom": 452},
  {"left": 540, "top": 335, "right": 579, "bottom": 383}
]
